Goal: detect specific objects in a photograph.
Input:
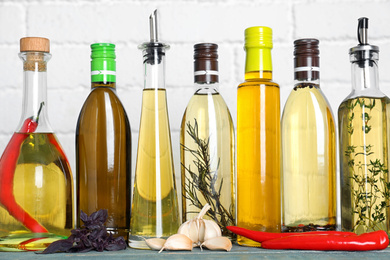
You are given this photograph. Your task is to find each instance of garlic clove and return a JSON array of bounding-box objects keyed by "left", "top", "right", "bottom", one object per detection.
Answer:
[
  {"left": 197, "top": 219, "right": 205, "bottom": 244},
  {"left": 177, "top": 221, "right": 191, "bottom": 239},
  {"left": 159, "top": 234, "right": 193, "bottom": 253},
  {"left": 200, "top": 236, "right": 232, "bottom": 252},
  {"left": 188, "top": 219, "right": 200, "bottom": 243},
  {"left": 145, "top": 238, "right": 166, "bottom": 251},
  {"left": 203, "top": 219, "right": 222, "bottom": 241}
]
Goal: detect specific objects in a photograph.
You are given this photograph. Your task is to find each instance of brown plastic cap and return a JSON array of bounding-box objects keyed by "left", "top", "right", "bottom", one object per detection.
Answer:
[
  {"left": 194, "top": 43, "right": 219, "bottom": 83},
  {"left": 20, "top": 37, "right": 50, "bottom": 53}
]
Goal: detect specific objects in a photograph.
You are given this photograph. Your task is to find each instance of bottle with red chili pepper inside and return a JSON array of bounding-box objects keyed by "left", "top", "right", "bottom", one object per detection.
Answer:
[
  {"left": 339, "top": 17, "right": 390, "bottom": 235},
  {"left": 0, "top": 37, "right": 74, "bottom": 251},
  {"left": 76, "top": 43, "right": 131, "bottom": 240}
]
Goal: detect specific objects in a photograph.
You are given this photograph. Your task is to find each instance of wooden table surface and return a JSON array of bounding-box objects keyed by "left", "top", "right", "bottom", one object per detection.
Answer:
[{"left": 0, "top": 244, "right": 389, "bottom": 259}]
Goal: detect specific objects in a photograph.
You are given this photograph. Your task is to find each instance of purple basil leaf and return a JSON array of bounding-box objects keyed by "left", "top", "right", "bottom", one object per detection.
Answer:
[
  {"left": 68, "top": 246, "right": 93, "bottom": 253},
  {"left": 80, "top": 210, "right": 88, "bottom": 223},
  {"left": 39, "top": 239, "right": 73, "bottom": 254},
  {"left": 105, "top": 237, "right": 127, "bottom": 251},
  {"left": 38, "top": 210, "right": 127, "bottom": 254},
  {"left": 86, "top": 209, "right": 108, "bottom": 229}
]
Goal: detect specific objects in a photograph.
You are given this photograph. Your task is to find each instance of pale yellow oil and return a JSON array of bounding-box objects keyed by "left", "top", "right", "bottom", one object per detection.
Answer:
[
  {"left": 0, "top": 133, "right": 73, "bottom": 251},
  {"left": 180, "top": 91, "right": 235, "bottom": 237},
  {"left": 129, "top": 89, "right": 179, "bottom": 249},
  {"left": 236, "top": 71, "right": 281, "bottom": 247},
  {"left": 281, "top": 83, "right": 336, "bottom": 232},
  {"left": 339, "top": 96, "right": 390, "bottom": 234}
]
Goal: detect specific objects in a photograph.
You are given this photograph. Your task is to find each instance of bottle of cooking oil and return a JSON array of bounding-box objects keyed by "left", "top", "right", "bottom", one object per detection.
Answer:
[
  {"left": 236, "top": 27, "right": 281, "bottom": 247},
  {"left": 0, "top": 37, "right": 73, "bottom": 251},
  {"left": 129, "top": 10, "right": 179, "bottom": 249},
  {"left": 180, "top": 43, "right": 235, "bottom": 238},
  {"left": 339, "top": 17, "right": 390, "bottom": 235},
  {"left": 76, "top": 43, "right": 131, "bottom": 240},
  {"left": 281, "top": 39, "right": 336, "bottom": 232}
]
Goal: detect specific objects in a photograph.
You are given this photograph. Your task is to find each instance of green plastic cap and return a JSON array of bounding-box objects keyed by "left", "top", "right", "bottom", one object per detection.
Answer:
[
  {"left": 245, "top": 26, "right": 273, "bottom": 49},
  {"left": 91, "top": 43, "right": 116, "bottom": 83}
]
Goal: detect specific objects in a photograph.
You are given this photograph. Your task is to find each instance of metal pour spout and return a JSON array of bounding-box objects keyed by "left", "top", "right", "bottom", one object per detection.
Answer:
[
  {"left": 149, "top": 9, "right": 158, "bottom": 42},
  {"left": 358, "top": 17, "right": 368, "bottom": 45}
]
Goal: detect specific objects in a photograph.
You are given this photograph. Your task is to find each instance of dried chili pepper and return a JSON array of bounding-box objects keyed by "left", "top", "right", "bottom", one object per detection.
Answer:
[
  {"left": 227, "top": 226, "right": 356, "bottom": 243},
  {"left": 0, "top": 102, "right": 48, "bottom": 233},
  {"left": 261, "top": 230, "right": 389, "bottom": 251}
]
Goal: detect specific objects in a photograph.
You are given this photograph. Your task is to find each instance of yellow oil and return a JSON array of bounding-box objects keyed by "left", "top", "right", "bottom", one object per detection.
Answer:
[
  {"left": 129, "top": 89, "right": 179, "bottom": 249},
  {"left": 339, "top": 96, "right": 390, "bottom": 234},
  {"left": 236, "top": 71, "right": 281, "bottom": 247},
  {"left": 0, "top": 133, "right": 73, "bottom": 251},
  {"left": 180, "top": 92, "right": 235, "bottom": 236},
  {"left": 281, "top": 84, "right": 336, "bottom": 231}
]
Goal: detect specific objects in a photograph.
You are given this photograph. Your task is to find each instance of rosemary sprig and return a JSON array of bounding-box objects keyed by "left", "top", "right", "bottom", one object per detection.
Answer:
[{"left": 181, "top": 119, "right": 234, "bottom": 236}]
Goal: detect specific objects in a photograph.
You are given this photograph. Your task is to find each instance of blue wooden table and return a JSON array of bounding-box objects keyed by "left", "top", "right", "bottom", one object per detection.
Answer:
[{"left": 0, "top": 244, "right": 389, "bottom": 259}]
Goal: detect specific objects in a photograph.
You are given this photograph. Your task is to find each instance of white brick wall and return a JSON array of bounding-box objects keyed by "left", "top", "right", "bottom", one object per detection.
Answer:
[{"left": 0, "top": 0, "right": 389, "bottom": 217}]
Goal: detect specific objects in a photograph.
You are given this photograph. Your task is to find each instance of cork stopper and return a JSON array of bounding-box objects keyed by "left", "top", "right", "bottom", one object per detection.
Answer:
[
  {"left": 20, "top": 37, "right": 50, "bottom": 71},
  {"left": 20, "top": 37, "right": 50, "bottom": 53},
  {"left": 194, "top": 43, "right": 219, "bottom": 83}
]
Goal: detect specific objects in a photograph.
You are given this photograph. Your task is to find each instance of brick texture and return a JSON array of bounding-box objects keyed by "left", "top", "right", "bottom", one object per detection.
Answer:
[{"left": 0, "top": 0, "right": 389, "bottom": 221}]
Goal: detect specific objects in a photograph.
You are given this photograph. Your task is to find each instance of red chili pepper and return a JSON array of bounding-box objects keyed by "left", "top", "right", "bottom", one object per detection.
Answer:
[
  {"left": 0, "top": 103, "right": 48, "bottom": 233},
  {"left": 47, "top": 134, "right": 68, "bottom": 162},
  {"left": 261, "top": 230, "right": 389, "bottom": 251},
  {"left": 227, "top": 226, "right": 356, "bottom": 243}
]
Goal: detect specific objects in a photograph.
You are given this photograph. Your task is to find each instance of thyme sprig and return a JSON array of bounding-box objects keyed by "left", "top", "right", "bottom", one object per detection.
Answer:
[
  {"left": 181, "top": 119, "right": 234, "bottom": 236},
  {"left": 345, "top": 98, "right": 390, "bottom": 233}
]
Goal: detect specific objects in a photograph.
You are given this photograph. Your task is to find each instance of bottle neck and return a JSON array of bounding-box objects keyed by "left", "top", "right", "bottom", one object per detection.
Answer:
[
  {"left": 91, "top": 56, "right": 116, "bottom": 88},
  {"left": 194, "top": 82, "right": 219, "bottom": 94},
  {"left": 142, "top": 47, "right": 166, "bottom": 90},
  {"left": 194, "top": 63, "right": 219, "bottom": 92},
  {"left": 17, "top": 52, "right": 52, "bottom": 133},
  {"left": 244, "top": 47, "right": 272, "bottom": 80},
  {"left": 92, "top": 82, "right": 116, "bottom": 89},
  {"left": 294, "top": 79, "right": 320, "bottom": 87},
  {"left": 294, "top": 61, "right": 320, "bottom": 86},
  {"left": 351, "top": 59, "right": 381, "bottom": 96}
]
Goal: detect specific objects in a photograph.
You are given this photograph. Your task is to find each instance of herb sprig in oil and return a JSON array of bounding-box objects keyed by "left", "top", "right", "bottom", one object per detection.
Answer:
[
  {"left": 345, "top": 98, "right": 390, "bottom": 233},
  {"left": 181, "top": 119, "right": 234, "bottom": 236}
]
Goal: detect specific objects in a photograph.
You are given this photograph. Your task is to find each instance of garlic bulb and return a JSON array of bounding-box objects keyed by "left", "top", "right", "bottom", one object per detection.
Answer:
[
  {"left": 200, "top": 236, "right": 232, "bottom": 251},
  {"left": 158, "top": 234, "right": 193, "bottom": 253},
  {"left": 178, "top": 203, "right": 222, "bottom": 246}
]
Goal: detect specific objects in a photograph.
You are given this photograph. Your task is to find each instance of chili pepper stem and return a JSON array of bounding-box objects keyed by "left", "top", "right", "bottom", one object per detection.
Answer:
[{"left": 34, "top": 102, "right": 45, "bottom": 123}]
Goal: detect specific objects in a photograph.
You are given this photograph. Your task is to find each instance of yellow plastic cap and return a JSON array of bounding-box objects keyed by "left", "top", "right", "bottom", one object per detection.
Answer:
[{"left": 245, "top": 26, "right": 273, "bottom": 49}]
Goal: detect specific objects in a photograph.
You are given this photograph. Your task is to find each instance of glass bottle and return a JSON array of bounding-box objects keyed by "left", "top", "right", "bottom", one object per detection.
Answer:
[
  {"left": 339, "top": 17, "right": 390, "bottom": 235},
  {"left": 129, "top": 10, "right": 179, "bottom": 249},
  {"left": 236, "top": 27, "right": 281, "bottom": 247},
  {"left": 180, "top": 43, "right": 235, "bottom": 237},
  {"left": 76, "top": 43, "right": 131, "bottom": 239},
  {"left": 281, "top": 39, "right": 336, "bottom": 232},
  {"left": 0, "top": 37, "right": 73, "bottom": 251}
]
